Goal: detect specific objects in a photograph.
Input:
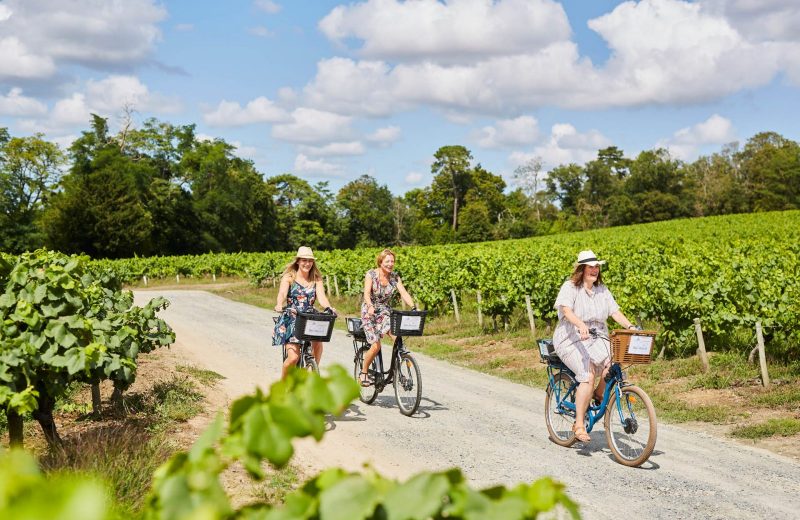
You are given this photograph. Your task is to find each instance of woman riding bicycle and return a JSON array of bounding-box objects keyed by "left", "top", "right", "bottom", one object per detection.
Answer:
[
  {"left": 553, "top": 250, "right": 637, "bottom": 442},
  {"left": 272, "top": 246, "right": 336, "bottom": 380},
  {"left": 358, "top": 248, "right": 416, "bottom": 387}
]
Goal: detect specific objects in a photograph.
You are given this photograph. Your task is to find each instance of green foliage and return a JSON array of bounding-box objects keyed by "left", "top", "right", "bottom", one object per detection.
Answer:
[
  {"left": 730, "top": 418, "right": 800, "bottom": 439},
  {"left": 0, "top": 249, "right": 174, "bottom": 444}
]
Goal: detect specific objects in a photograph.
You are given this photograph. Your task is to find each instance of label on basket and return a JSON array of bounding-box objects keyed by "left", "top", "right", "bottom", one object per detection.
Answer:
[
  {"left": 628, "top": 335, "right": 653, "bottom": 355},
  {"left": 305, "top": 319, "right": 331, "bottom": 336},
  {"left": 400, "top": 315, "right": 422, "bottom": 330}
]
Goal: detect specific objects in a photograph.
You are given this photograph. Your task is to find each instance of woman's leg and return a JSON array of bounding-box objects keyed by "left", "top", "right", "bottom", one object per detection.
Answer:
[
  {"left": 575, "top": 372, "right": 596, "bottom": 431},
  {"left": 282, "top": 344, "right": 300, "bottom": 380},
  {"left": 361, "top": 341, "right": 382, "bottom": 379},
  {"left": 312, "top": 340, "right": 323, "bottom": 365}
]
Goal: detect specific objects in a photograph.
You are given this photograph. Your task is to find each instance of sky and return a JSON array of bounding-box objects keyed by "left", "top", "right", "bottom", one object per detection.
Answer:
[{"left": 1, "top": 0, "right": 799, "bottom": 195}]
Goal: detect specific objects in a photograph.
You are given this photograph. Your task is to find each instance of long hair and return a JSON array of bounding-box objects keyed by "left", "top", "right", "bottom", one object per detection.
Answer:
[
  {"left": 375, "top": 248, "right": 396, "bottom": 267},
  {"left": 281, "top": 257, "right": 322, "bottom": 283},
  {"left": 569, "top": 264, "right": 603, "bottom": 287}
]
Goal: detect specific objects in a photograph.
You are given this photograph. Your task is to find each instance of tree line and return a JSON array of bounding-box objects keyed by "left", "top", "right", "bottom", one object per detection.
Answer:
[{"left": 1, "top": 116, "right": 798, "bottom": 258}]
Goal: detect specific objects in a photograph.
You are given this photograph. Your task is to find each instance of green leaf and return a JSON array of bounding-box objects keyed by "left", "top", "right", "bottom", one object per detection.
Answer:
[
  {"left": 382, "top": 472, "right": 450, "bottom": 520},
  {"left": 318, "top": 475, "right": 380, "bottom": 520}
]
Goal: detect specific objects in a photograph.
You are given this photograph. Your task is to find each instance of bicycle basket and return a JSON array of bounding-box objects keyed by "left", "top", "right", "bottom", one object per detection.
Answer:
[
  {"left": 538, "top": 339, "right": 559, "bottom": 364},
  {"left": 389, "top": 310, "right": 427, "bottom": 336},
  {"left": 295, "top": 310, "right": 336, "bottom": 342},
  {"left": 610, "top": 330, "right": 657, "bottom": 365},
  {"left": 346, "top": 317, "right": 367, "bottom": 340}
]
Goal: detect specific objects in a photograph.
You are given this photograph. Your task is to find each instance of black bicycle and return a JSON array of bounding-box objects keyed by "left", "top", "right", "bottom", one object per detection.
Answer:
[
  {"left": 347, "top": 309, "right": 426, "bottom": 416},
  {"left": 273, "top": 307, "right": 337, "bottom": 375}
]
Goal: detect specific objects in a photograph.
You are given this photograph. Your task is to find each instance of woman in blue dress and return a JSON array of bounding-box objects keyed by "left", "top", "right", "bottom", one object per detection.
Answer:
[{"left": 273, "top": 246, "right": 335, "bottom": 379}]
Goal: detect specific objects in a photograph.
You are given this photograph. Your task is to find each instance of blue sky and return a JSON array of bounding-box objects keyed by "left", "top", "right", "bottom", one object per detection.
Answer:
[{"left": 1, "top": 0, "right": 799, "bottom": 195}]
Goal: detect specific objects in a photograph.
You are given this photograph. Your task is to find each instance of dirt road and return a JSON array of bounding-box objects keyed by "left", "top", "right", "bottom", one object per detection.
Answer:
[{"left": 135, "top": 290, "right": 800, "bottom": 520}]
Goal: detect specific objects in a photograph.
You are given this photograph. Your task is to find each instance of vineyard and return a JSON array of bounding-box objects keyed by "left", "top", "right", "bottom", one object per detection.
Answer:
[{"left": 94, "top": 210, "right": 800, "bottom": 358}]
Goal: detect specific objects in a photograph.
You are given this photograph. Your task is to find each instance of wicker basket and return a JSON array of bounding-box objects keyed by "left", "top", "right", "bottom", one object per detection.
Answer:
[
  {"left": 295, "top": 311, "right": 336, "bottom": 342},
  {"left": 610, "top": 329, "right": 657, "bottom": 365},
  {"left": 389, "top": 310, "right": 427, "bottom": 336}
]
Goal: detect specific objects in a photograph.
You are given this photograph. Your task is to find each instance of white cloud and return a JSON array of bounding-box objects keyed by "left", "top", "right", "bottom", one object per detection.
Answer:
[
  {"left": 304, "top": 58, "right": 400, "bottom": 117},
  {"left": 319, "top": 0, "right": 570, "bottom": 64},
  {"left": 0, "top": 0, "right": 166, "bottom": 70},
  {"left": 294, "top": 154, "right": 344, "bottom": 176},
  {"left": 254, "top": 0, "right": 281, "bottom": 14},
  {"left": 248, "top": 26, "right": 274, "bottom": 38},
  {"left": 404, "top": 171, "right": 424, "bottom": 185},
  {"left": 271, "top": 108, "right": 353, "bottom": 144},
  {"left": 512, "top": 124, "right": 611, "bottom": 169},
  {"left": 366, "top": 126, "right": 401, "bottom": 146},
  {"left": 0, "top": 87, "right": 47, "bottom": 116},
  {"left": 203, "top": 96, "right": 288, "bottom": 127},
  {"left": 298, "top": 141, "right": 365, "bottom": 157},
  {"left": 0, "top": 37, "right": 56, "bottom": 79},
  {"left": 476, "top": 116, "right": 539, "bottom": 148},
  {"left": 699, "top": 0, "right": 800, "bottom": 42},
  {"left": 0, "top": 5, "right": 11, "bottom": 21},
  {"left": 656, "top": 114, "right": 736, "bottom": 160}
]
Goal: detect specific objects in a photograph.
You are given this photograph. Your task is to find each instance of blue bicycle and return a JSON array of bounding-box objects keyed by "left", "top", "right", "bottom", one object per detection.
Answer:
[{"left": 540, "top": 328, "right": 658, "bottom": 467}]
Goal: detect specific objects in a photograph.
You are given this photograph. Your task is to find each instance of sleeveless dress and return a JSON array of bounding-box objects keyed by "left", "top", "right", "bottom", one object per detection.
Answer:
[
  {"left": 272, "top": 281, "right": 317, "bottom": 346},
  {"left": 360, "top": 269, "right": 399, "bottom": 344}
]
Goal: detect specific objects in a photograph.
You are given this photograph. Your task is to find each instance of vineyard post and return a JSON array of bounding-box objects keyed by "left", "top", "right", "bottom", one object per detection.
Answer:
[
  {"left": 347, "top": 277, "right": 351, "bottom": 292},
  {"left": 176, "top": 274, "right": 180, "bottom": 284},
  {"left": 476, "top": 290, "right": 483, "bottom": 328},
  {"left": 525, "top": 295, "right": 536, "bottom": 336},
  {"left": 143, "top": 275, "right": 148, "bottom": 286},
  {"left": 325, "top": 275, "right": 331, "bottom": 296},
  {"left": 334, "top": 276, "right": 340, "bottom": 298},
  {"left": 755, "top": 321, "right": 771, "bottom": 388},
  {"left": 91, "top": 382, "right": 101, "bottom": 414},
  {"left": 213, "top": 272, "right": 216, "bottom": 282},
  {"left": 272, "top": 273, "right": 276, "bottom": 288},
  {"left": 693, "top": 318, "right": 709, "bottom": 372},
  {"left": 450, "top": 289, "right": 460, "bottom": 323},
  {"left": 501, "top": 295, "right": 508, "bottom": 331}
]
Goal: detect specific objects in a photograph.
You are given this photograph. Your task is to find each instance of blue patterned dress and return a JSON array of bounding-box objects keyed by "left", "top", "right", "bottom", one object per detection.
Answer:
[
  {"left": 272, "top": 281, "right": 317, "bottom": 346},
  {"left": 360, "top": 269, "right": 399, "bottom": 344}
]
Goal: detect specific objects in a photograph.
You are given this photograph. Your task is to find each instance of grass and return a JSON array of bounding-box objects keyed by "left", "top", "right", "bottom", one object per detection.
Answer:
[
  {"left": 250, "top": 464, "right": 302, "bottom": 506},
  {"left": 731, "top": 418, "right": 800, "bottom": 439},
  {"left": 176, "top": 364, "right": 225, "bottom": 386}
]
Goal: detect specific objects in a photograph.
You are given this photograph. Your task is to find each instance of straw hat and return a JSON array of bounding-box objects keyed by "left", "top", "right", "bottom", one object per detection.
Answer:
[
  {"left": 576, "top": 250, "right": 606, "bottom": 267},
  {"left": 295, "top": 246, "right": 316, "bottom": 260}
]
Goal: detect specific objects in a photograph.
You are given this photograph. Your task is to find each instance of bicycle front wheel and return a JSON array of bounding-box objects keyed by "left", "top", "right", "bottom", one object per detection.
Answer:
[
  {"left": 545, "top": 372, "right": 577, "bottom": 447},
  {"left": 604, "top": 384, "right": 657, "bottom": 467},
  {"left": 354, "top": 346, "right": 378, "bottom": 404},
  {"left": 394, "top": 353, "right": 422, "bottom": 416}
]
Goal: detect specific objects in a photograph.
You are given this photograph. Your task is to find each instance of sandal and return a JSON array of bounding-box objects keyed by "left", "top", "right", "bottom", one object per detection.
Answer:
[
  {"left": 359, "top": 372, "right": 373, "bottom": 387},
  {"left": 572, "top": 423, "right": 591, "bottom": 443}
]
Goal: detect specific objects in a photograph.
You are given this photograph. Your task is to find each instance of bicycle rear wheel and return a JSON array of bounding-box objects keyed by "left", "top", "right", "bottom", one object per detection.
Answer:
[
  {"left": 545, "top": 372, "right": 577, "bottom": 447},
  {"left": 354, "top": 346, "right": 378, "bottom": 404},
  {"left": 394, "top": 353, "right": 421, "bottom": 416},
  {"left": 604, "top": 385, "right": 657, "bottom": 467},
  {"left": 303, "top": 357, "right": 319, "bottom": 376}
]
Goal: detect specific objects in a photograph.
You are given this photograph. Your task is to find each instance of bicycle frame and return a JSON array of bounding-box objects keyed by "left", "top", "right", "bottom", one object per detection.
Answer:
[
  {"left": 545, "top": 360, "right": 632, "bottom": 433},
  {"left": 283, "top": 340, "right": 316, "bottom": 369},
  {"left": 353, "top": 335, "right": 408, "bottom": 391}
]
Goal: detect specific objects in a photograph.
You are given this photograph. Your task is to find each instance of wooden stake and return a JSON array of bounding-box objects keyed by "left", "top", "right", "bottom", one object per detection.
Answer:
[
  {"left": 143, "top": 275, "right": 148, "bottom": 286},
  {"left": 525, "top": 295, "right": 536, "bottom": 336},
  {"left": 91, "top": 382, "right": 101, "bottom": 414},
  {"left": 756, "top": 321, "right": 770, "bottom": 388},
  {"left": 476, "top": 291, "right": 483, "bottom": 328},
  {"left": 325, "top": 275, "right": 331, "bottom": 295},
  {"left": 212, "top": 273, "right": 216, "bottom": 282},
  {"left": 334, "top": 276, "right": 340, "bottom": 298},
  {"left": 450, "top": 288, "right": 461, "bottom": 323},
  {"left": 501, "top": 295, "right": 508, "bottom": 331},
  {"left": 176, "top": 274, "right": 180, "bottom": 284},
  {"left": 347, "top": 277, "right": 351, "bottom": 292},
  {"left": 694, "top": 318, "right": 709, "bottom": 372},
  {"left": 272, "top": 274, "right": 276, "bottom": 288}
]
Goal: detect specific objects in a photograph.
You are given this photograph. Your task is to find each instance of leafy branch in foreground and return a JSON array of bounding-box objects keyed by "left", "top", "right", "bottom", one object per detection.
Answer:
[{"left": 145, "top": 365, "right": 579, "bottom": 520}]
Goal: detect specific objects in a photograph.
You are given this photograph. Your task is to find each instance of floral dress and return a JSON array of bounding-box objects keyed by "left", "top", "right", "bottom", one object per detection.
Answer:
[
  {"left": 360, "top": 269, "right": 399, "bottom": 344},
  {"left": 272, "top": 281, "right": 317, "bottom": 346}
]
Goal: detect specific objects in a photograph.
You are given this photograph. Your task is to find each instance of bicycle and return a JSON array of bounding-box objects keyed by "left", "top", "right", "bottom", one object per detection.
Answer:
[
  {"left": 346, "top": 309, "right": 426, "bottom": 416},
  {"left": 273, "top": 307, "right": 337, "bottom": 375},
  {"left": 540, "top": 328, "right": 658, "bottom": 467}
]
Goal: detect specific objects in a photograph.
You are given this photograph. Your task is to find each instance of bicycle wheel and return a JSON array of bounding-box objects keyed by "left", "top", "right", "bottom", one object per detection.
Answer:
[
  {"left": 354, "top": 346, "right": 378, "bottom": 404},
  {"left": 303, "top": 357, "right": 320, "bottom": 376},
  {"left": 545, "top": 372, "right": 578, "bottom": 447},
  {"left": 394, "top": 353, "right": 422, "bottom": 416},
  {"left": 604, "top": 384, "right": 657, "bottom": 467}
]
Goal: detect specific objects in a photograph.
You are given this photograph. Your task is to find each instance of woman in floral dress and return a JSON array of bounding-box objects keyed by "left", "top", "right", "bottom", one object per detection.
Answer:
[
  {"left": 273, "top": 246, "right": 335, "bottom": 379},
  {"left": 358, "top": 248, "right": 416, "bottom": 386}
]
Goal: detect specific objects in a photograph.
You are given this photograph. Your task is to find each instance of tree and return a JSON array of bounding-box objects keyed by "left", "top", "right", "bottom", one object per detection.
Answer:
[
  {"left": 513, "top": 157, "right": 544, "bottom": 221},
  {"left": 457, "top": 200, "right": 492, "bottom": 243},
  {"left": 336, "top": 175, "right": 394, "bottom": 248},
  {"left": 0, "top": 132, "right": 64, "bottom": 252},
  {"left": 736, "top": 132, "right": 800, "bottom": 211},
  {"left": 267, "top": 174, "right": 336, "bottom": 251},
  {"left": 545, "top": 163, "right": 584, "bottom": 214},
  {"left": 431, "top": 145, "right": 473, "bottom": 231}
]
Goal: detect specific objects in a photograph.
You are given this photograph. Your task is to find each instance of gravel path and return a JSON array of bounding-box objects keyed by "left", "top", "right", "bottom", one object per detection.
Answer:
[{"left": 136, "top": 290, "right": 800, "bottom": 520}]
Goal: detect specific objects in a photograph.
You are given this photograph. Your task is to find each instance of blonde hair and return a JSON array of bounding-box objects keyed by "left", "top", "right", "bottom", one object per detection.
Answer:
[
  {"left": 375, "top": 248, "right": 396, "bottom": 267},
  {"left": 281, "top": 256, "right": 322, "bottom": 283},
  {"left": 569, "top": 263, "right": 603, "bottom": 287}
]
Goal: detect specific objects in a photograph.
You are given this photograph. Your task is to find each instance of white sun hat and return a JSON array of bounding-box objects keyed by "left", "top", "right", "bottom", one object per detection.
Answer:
[
  {"left": 576, "top": 250, "right": 606, "bottom": 266},
  {"left": 295, "top": 246, "right": 316, "bottom": 260}
]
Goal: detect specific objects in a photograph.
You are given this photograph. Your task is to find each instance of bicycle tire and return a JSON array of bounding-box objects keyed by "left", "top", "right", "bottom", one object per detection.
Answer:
[
  {"left": 604, "top": 384, "right": 657, "bottom": 467},
  {"left": 303, "top": 357, "right": 320, "bottom": 376},
  {"left": 545, "top": 371, "right": 578, "bottom": 447},
  {"left": 394, "top": 353, "right": 422, "bottom": 416},
  {"left": 354, "top": 346, "right": 378, "bottom": 404}
]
